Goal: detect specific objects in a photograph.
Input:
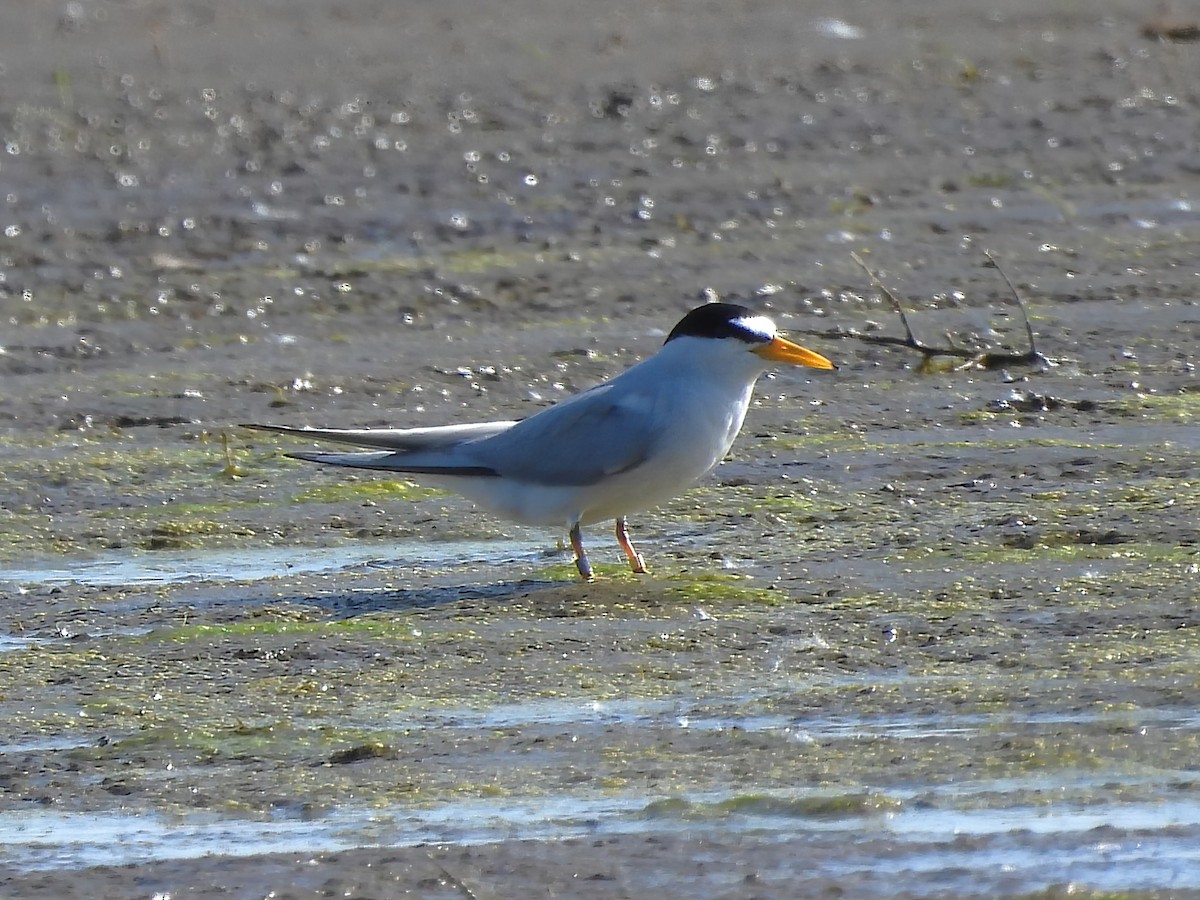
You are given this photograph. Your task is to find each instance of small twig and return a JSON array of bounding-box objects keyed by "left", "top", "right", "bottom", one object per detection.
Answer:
[
  {"left": 850, "top": 250, "right": 929, "bottom": 352},
  {"left": 220, "top": 431, "right": 245, "bottom": 478},
  {"left": 1141, "top": 4, "right": 1200, "bottom": 42},
  {"left": 982, "top": 249, "right": 1045, "bottom": 367},
  {"left": 799, "top": 251, "right": 1049, "bottom": 370}
]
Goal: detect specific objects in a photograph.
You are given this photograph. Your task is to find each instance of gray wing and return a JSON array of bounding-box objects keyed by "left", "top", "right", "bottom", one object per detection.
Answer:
[
  {"left": 243, "top": 381, "right": 664, "bottom": 486},
  {"left": 240, "top": 421, "right": 516, "bottom": 451},
  {"left": 468, "top": 382, "right": 662, "bottom": 486},
  {"left": 241, "top": 420, "right": 519, "bottom": 476}
]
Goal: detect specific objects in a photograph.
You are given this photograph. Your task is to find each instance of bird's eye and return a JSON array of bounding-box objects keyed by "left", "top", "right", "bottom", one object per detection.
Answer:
[{"left": 731, "top": 315, "right": 776, "bottom": 343}]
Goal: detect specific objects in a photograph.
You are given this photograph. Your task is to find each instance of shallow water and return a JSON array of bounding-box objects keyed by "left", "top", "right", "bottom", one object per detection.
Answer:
[
  {"left": 392, "top": 693, "right": 1200, "bottom": 741},
  {"left": 0, "top": 539, "right": 547, "bottom": 589},
  {"left": 0, "top": 635, "right": 43, "bottom": 653},
  {"left": 3, "top": 681, "right": 1197, "bottom": 896},
  {"left": 4, "top": 777, "right": 1199, "bottom": 896}
]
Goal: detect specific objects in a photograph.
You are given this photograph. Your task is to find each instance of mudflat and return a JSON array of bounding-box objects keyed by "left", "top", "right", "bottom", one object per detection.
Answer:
[{"left": 1, "top": 0, "right": 1199, "bottom": 897}]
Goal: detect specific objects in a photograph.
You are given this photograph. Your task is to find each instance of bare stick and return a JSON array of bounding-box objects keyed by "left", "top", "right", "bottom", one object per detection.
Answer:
[
  {"left": 794, "top": 251, "right": 1050, "bottom": 369},
  {"left": 850, "top": 251, "right": 927, "bottom": 351},
  {"left": 983, "top": 249, "right": 1044, "bottom": 366}
]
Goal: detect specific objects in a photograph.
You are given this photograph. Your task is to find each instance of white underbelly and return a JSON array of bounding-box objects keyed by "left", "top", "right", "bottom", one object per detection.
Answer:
[
  {"left": 413, "top": 381, "right": 751, "bottom": 527},
  {"left": 425, "top": 419, "right": 737, "bottom": 527},
  {"left": 417, "top": 465, "right": 707, "bottom": 528}
]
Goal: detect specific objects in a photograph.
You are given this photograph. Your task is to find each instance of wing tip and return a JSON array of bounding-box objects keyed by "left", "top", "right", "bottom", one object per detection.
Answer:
[
  {"left": 240, "top": 422, "right": 294, "bottom": 433},
  {"left": 284, "top": 450, "right": 323, "bottom": 462}
]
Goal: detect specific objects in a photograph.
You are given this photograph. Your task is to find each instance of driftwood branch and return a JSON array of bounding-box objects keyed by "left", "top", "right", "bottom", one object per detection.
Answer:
[{"left": 795, "top": 251, "right": 1049, "bottom": 370}]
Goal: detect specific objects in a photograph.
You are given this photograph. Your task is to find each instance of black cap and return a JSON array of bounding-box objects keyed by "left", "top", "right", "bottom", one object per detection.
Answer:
[{"left": 664, "top": 303, "right": 772, "bottom": 345}]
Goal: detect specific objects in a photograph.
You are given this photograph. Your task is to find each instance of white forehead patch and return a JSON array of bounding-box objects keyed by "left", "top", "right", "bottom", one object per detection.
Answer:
[{"left": 732, "top": 315, "right": 776, "bottom": 342}]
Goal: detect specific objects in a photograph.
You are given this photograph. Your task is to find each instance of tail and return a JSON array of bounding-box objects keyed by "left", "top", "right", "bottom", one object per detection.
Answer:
[
  {"left": 287, "top": 449, "right": 499, "bottom": 476},
  {"left": 242, "top": 421, "right": 513, "bottom": 476},
  {"left": 240, "top": 421, "right": 516, "bottom": 451}
]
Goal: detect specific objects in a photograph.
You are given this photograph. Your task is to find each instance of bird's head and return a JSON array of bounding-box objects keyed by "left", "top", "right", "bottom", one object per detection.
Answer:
[{"left": 664, "top": 303, "right": 836, "bottom": 372}]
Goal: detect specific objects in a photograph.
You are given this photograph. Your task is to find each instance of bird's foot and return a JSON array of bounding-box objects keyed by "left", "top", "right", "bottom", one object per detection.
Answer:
[
  {"left": 615, "top": 517, "right": 649, "bottom": 575},
  {"left": 575, "top": 554, "right": 595, "bottom": 582},
  {"left": 569, "top": 524, "right": 595, "bottom": 581}
]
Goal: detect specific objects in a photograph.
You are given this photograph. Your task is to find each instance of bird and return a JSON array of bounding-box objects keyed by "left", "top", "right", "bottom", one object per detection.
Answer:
[{"left": 243, "top": 303, "right": 835, "bottom": 580}]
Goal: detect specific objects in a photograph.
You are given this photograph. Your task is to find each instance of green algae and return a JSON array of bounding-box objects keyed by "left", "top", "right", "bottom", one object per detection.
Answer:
[
  {"left": 158, "top": 613, "right": 428, "bottom": 643},
  {"left": 3, "top": 442, "right": 258, "bottom": 495},
  {"left": 293, "top": 479, "right": 442, "bottom": 504},
  {"left": 766, "top": 439, "right": 870, "bottom": 468},
  {"left": 643, "top": 791, "right": 905, "bottom": 820},
  {"left": 924, "top": 540, "right": 1196, "bottom": 567},
  {"left": 664, "top": 578, "right": 787, "bottom": 608},
  {"left": 3, "top": 564, "right": 1200, "bottom": 819},
  {"left": 2, "top": 300, "right": 1198, "bottom": 858},
  {"left": 529, "top": 561, "right": 642, "bottom": 582},
  {"left": 0, "top": 431, "right": 436, "bottom": 560},
  {"left": 1120, "top": 392, "right": 1200, "bottom": 421}
]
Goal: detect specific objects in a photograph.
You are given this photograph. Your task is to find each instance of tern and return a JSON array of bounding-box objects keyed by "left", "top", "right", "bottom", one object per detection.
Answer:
[{"left": 244, "top": 303, "right": 834, "bottom": 579}]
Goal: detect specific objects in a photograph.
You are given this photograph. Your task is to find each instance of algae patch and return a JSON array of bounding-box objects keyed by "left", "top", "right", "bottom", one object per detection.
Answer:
[{"left": 293, "top": 479, "right": 442, "bottom": 504}]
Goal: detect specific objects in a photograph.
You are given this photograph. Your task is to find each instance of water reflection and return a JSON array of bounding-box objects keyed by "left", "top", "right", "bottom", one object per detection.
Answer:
[{"left": 1, "top": 539, "right": 544, "bottom": 588}]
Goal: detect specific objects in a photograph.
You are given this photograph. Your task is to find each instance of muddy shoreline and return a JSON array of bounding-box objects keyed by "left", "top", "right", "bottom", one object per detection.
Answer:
[{"left": 2, "top": 0, "right": 1200, "bottom": 896}]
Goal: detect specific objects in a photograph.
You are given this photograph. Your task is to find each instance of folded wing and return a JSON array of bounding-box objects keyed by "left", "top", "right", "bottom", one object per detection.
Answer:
[
  {"left": 241, "top": 421, "right": 517, "bottom": 450},
  {"left": 241, "top": 421, "right": 517, "bottom": 475},
  {"left": 466, "top": 383, "right": 662, "bottom": 486},
  {"left": 243, "top": 379, "right": 663, "bottom": 486}
]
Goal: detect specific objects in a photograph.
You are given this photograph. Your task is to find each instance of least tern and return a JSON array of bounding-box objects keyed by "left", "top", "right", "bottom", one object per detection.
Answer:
[{"left": 244, "top": 303, "right": 834, "bottom": 579}]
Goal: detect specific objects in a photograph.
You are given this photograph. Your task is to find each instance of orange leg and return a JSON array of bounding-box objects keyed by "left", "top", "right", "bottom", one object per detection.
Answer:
[
  {"left": 615, "top": 517, "right": 648, "bottom": 574},
  {"left": 569, "top": 523, "right": 594, "bottom": 581}
]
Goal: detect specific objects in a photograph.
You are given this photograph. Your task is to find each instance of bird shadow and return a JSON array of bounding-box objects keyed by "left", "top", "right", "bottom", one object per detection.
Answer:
[{"left": 280, "top": 576, "right": 571, "bottom": 621}]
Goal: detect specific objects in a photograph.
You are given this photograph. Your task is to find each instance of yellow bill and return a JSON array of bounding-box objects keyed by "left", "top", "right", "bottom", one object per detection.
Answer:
[{"left": 753, "top": 335, "right": 836, "bottom": 370}]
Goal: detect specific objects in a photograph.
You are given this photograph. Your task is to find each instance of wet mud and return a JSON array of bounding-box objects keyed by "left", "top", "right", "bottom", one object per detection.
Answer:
[{"left": 1, "top": 0, "right": 1199, "bottom": 896}]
